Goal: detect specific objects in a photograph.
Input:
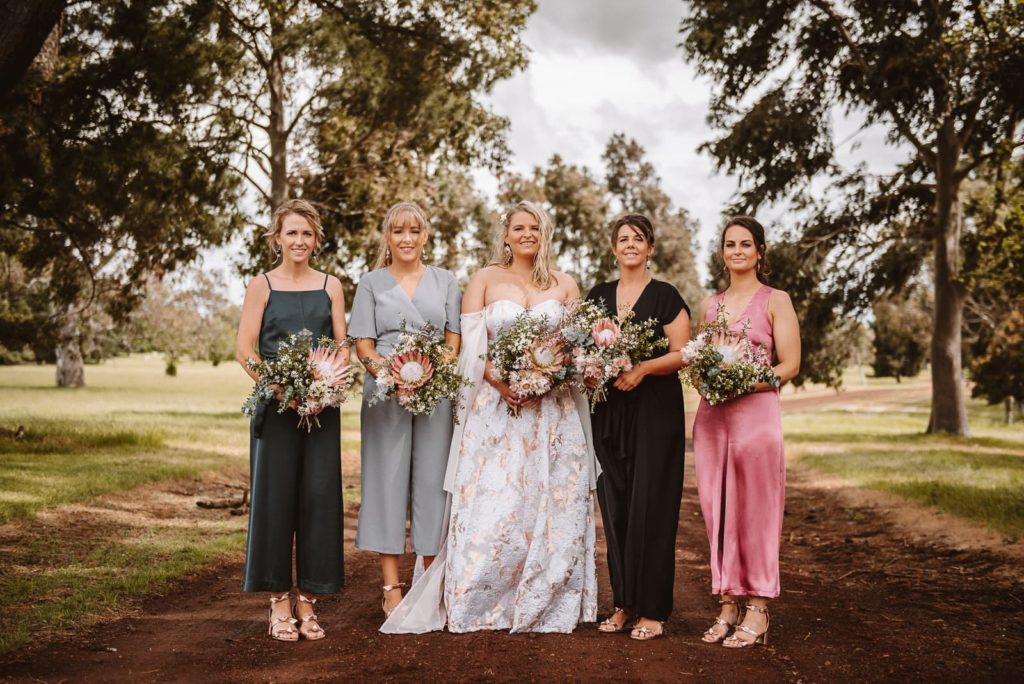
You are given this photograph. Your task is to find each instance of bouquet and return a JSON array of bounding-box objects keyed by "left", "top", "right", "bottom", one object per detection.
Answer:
[
  {"left": 487, "top": 309, "right": 573, "bottom": 416},
  {"left": 242, "top": 329, "right": 354, "bottom": 431},
  {"left": 364, "top": 321, "right": 471, "bottom": 422},
  {"left": 560, "top": 299, "right": 668, "bottom": 409},
  {"left": 679, "top": 303, "right": 779, "bottom": 405}
]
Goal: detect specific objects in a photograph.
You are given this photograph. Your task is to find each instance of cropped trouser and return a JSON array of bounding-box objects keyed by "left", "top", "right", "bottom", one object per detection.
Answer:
[
  {"left": 355, "top": 383, "right": 451, "bottom": 556},
  {"left": 243, "top": 404, "right": 343, "bottom": 594}
]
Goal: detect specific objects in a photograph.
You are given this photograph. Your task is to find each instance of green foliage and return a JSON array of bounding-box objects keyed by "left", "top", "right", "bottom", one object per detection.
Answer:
[
  {"left": 871, "top": 289, "right": 932, "bottom": 382},
  {"left": 680, "top": 0, "right": 1024, "bottom": 432},
  {"left": 128, "top": 270, "right": 240, "bottom": 371},
  {"left": 0, "top": 0, "right": 246, "bottom": 380},
  {"left": 498, "top": 135, "right": 705, "bottom": 303},
  {"left": 961, "top": 158, "right": 1024, "bottom": 405},
  {"left": 219, "top": 0, "right": 535, "bottom": 289}
]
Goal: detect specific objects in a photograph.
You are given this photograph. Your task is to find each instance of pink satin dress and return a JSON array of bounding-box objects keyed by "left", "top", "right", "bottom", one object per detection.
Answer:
[{"left": 692, "top": 285, "right": 785, "bottom": 598}]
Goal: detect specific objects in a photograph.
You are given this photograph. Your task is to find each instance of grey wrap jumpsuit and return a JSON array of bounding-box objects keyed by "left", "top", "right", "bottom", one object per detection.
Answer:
[
  {"left": 349, "top": 266, "right": 461, "bottom": 556},
  {"left": 242, "top": 273, "right": 344, "bottom": 594}
]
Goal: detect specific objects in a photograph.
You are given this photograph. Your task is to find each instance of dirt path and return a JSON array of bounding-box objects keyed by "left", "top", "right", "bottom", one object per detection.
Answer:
[
  {"left": 3, "top": 384, "right": 1023, "bottom": 682},
  {"left": 3, "top": 464, "right": 1022, "bottom": 682}
]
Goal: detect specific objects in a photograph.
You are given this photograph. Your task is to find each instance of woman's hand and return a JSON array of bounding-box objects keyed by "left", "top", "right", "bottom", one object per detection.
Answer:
[
  {"left": 491, "top": 377, "right": 526, "bottom": 410},
  {"left": 613, "top": 361, "right": 647, "bottom": 391}
]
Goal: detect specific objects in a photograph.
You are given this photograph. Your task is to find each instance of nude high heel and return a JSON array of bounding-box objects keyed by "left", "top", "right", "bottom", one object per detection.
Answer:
[
  {"left": 267, "top": 593, "right": 298, "bottom": 642},
  {"left": 702, "top": 598, "right": 741, "bottom": 643},
  {"left": 381, "top": 582, "right": 407, "bottom": 618},
  {"left": 723, "top": 603, "right": 769, "bottom": 648}
]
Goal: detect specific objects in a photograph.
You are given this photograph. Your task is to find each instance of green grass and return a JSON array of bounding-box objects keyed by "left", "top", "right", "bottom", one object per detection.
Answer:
[
  {"left": 787, "top": 393, "right": 1024, "bottom": 539},
  {"left": 0, "top": 356, "right": 360, "bottom": 654},
  {"left": 0, "top": 525, "right": 246, "bottom": 654}
]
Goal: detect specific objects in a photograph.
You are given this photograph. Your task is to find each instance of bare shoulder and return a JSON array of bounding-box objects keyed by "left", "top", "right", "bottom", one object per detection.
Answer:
[
  {"left": 553, "top": 270, "right": 580, "bottom": 298},
  {"left": 245, "top": 274, "right": 270, "bottom": 297},
  {"left": 768, "top": 288, "right": 794, "bottom": 310},
  {"left": 697, "top": 294, "right": 717, "bottom": 319},
  {"left": 324, "top": 273, "right": 344, "bottom": 297}
]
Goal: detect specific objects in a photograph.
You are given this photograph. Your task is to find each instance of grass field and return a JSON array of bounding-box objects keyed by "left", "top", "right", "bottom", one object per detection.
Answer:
[
  {"left": 785, "top": 393, "right": 1024, "bottom": 540},
  {"left": 0, "top": 357, "right": 359, "bottom": 653}
]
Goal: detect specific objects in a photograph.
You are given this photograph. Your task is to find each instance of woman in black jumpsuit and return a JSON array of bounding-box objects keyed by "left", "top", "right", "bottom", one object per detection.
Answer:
[
  {"left": 236, "top": 199, "right": 348, "bottom": 642},
  {"left": 587, "top": 214, "right": 691, "bottom": 640}
]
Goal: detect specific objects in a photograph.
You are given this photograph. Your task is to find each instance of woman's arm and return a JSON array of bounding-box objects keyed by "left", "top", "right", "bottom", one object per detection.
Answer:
[
  {"left": 326, "top": 274, "right": 347, "bottom": 343},
  {"left": 462, "top": 268, "right": 523, "bottom": 410},
  {"left": 612, "top": 309, "right": 691, "bottom": 391},
  {"left": 356, "top": 338, "right": 384, "bottom": 378},
  {"left": 235, "top": 276, "right": 270, "bottom": 382},
  {"left": 445, "top": 330, "right": 461, "bottom": 356},
  {"left": 760, "top": 289, "right": 801, "bottom": 389}
]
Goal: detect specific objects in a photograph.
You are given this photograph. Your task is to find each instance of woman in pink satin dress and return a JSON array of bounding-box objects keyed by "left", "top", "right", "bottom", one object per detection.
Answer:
[{"left": 692, "top": 216, "right": 801, "bottom": 648}]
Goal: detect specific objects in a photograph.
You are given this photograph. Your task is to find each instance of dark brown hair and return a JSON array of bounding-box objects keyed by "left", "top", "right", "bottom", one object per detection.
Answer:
[
  {"left": 720, "top": 215, "right": 770, "bottom": 284},
  {"left": 610, "top": 213, "right": 655, "bottom": 247}
]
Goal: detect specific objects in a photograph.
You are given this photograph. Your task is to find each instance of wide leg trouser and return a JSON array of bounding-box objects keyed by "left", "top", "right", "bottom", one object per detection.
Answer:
[
  {"left": 243, "top": 405, "right": 343, "bottom": 594},
  {"left": 355, "top": 392, "right": 451, "bottom": 556}
]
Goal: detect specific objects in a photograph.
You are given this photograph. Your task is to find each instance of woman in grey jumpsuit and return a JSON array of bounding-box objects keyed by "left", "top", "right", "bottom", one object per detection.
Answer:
[
  {"left": 235, "top": 199, "right": 349, "bottom": 642},
  {"left": 350, "top": 202, "right": 462, "bottom": 617}
]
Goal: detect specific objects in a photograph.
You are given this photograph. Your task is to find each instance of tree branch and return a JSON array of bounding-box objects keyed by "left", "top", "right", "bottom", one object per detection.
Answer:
[{"left": 809, "top": 0, "right": 937, "bottom": 167}]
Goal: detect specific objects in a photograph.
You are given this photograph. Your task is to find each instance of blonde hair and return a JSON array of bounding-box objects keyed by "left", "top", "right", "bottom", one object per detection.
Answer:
[
  {"left": 489, "top": 200, "right": 557, "bottom": 290},
  {"left": 263, "top": 199, "right": 325, "bottom": 260},
  {"left": 373, "top": 202, "right": 430, "bottom": 269}
]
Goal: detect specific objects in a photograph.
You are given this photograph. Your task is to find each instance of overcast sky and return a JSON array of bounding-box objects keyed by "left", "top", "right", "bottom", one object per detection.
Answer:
[
  {"left": 474, "top": 0, "right": 735, "bottom": 264},
  {"left": 476, "top": 0, "right": 908, "bottom": 269}
]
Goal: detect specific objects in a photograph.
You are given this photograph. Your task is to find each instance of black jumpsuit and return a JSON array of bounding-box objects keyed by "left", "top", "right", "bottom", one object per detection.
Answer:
[
  {"left": 242, "top": 273, "right": 344, "bottom": 594},
  {"left": 587, "top": 279, "right": 688, "bottom": 621}
]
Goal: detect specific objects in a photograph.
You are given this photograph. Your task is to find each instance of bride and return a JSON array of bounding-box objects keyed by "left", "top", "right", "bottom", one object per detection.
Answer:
[{"left": 381, "top": 200, "right": 598, "bottom": 634}]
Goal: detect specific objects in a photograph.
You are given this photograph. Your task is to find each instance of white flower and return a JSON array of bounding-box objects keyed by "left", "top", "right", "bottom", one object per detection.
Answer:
[
  {"left": 681, "top": 339, "right": 701, "bottom": 363},
  {"left": 716, "top": 344, "right": 739, "bottom": 365},
  {"left": 398, "top": 360, "right": 426, "bottom": 385}
]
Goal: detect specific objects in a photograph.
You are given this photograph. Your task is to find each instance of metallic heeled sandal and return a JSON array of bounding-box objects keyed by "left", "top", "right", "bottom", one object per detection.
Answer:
[
  {"left": 629, "top": 619, "right": 665, "bottom": 641},
  {"left": 381, "top": 582, "right": 407, "bottom": 618},
  {"left": 267, "top": 593, "right": 298, "bottom": 642},
  {"left": 723, "top": 603, "right": 769, "bottom": 648},
  {"left": 295, "top": 592, "right": 326, "bottom": 640},
  {"left": 702, "top": 598, "right": 741, "bottom": 643},
  {"left": 597, "top": 607, "right": 631, "bottom": 633}
]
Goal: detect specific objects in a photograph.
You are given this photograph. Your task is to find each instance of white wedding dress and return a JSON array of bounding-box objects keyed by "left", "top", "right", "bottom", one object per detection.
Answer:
[{"left": 381, "top": 299, "right": 598, "bottom": 634}]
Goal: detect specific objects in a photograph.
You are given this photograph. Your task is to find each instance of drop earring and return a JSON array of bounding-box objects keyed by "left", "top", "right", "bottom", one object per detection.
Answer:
[
  {"left": 503, "top": 243, "right": 513, "bottom": 265},
  {"left": 386, "top": 247, "right": 393, "bottom": 265}
]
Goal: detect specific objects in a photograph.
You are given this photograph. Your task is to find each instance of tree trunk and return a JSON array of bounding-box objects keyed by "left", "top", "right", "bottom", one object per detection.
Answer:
[
  {"left": 928, "top": 122, "right": 970, "bottom": 435},
  {"left": 55, "top": 303, "right": 84, "bottom": 388},
  {"left": 267, "top": 11, "right": 289, "bottom": 212},
  {"left": 1008, "top": 397, "right": 1016, "bottom": 426},
  {"left": 0, "top": 0, "right": 65, "bottom": 97}
]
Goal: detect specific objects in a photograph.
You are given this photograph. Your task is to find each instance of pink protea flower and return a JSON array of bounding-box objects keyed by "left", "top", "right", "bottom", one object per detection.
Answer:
[
  {"left": 591, "top": 319, "right": 622, "bottom": 348},
  {"left": 529, "top": 338, "right": 565, "bottom": 374},
  {"left": 309, "top": 347, "right": 351, "bottom": 387},
  {"left": 390, "top": 351, "right": 433, "bottom": 391}
]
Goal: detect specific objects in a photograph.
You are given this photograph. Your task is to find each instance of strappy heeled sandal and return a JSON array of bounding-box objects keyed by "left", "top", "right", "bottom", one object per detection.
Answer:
[
  {"left": 295, "top": 592, "right": 326, "bottom": 640},
  {"left": 381, "top": 582, "right": 407, "bottom": 618},
  {"left": 629, "top": 619, "right": 665, "bottom": 641},
  {"left": 267, "top": 592, "right": 298, "bottom": 642},
  {"left": 597, "top": 607, "right": 631, "bottom": 633},
  {"left": 723, "top": 603, "right": 769, "bottom": 648},
  {"left": 702, "top": 598, "right": 741, "bottom": 643}
]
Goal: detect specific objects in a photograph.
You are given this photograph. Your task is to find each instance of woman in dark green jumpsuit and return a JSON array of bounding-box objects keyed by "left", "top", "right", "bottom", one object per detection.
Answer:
[{"left": 235, "top": 199, "right": 349, "bottom": 642}]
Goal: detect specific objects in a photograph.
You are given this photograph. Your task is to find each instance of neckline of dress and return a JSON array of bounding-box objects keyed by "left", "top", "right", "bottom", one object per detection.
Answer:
[
  {"left": 486, "top": 298, "right": 565, "bottom": 311},
  {"left": 717, "top": 284, "right": 769, "bottom": 325}
]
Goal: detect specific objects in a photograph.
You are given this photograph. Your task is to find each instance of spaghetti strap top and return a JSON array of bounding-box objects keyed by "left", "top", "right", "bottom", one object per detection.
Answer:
[{"left": 258, "top": 273, "right": 333, "bottom": 360}]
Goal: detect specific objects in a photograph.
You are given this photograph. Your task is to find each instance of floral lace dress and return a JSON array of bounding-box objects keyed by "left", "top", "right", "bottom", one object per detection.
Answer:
[{"left": 443, "top": 299, "right": 597, "bottom": 633}]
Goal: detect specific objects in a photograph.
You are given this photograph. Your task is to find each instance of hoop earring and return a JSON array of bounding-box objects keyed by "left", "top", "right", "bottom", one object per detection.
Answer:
[
  {"left": 502, "top": 243, "right": 513, "bottom": 265},
  {"left": 273, "top": 245, "right": 282, "bottom": 261}
]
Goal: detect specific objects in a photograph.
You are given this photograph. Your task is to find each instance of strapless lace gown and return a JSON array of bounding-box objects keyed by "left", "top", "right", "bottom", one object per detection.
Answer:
[{"left": 444, "top": 299, "right": 597, "bottom": 633}]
